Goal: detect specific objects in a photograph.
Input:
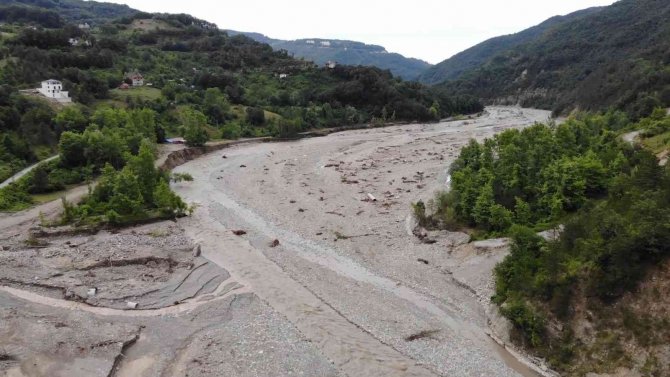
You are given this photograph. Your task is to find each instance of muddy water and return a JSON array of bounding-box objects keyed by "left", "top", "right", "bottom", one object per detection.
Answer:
[{"left": 173, "top": 107, "right": 551, "bottom": 377}]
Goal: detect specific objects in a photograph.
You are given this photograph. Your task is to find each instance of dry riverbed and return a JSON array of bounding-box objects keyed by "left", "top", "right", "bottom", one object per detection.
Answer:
[{"left": 0, "top": 106, "right": 553, "bottom": 377}]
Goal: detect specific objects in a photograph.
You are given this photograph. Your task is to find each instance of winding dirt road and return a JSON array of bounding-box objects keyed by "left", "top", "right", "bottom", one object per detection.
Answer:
[{"left": 172, "top": 106, "right": 553, "bottom": 377}]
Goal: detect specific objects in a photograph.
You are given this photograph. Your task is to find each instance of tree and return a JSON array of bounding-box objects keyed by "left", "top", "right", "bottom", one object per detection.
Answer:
[
  {"left": 109, "top": 166, "right": 143, "bottom": 216},
  {"left": 58, "top": 131, "right": 87, "bottom": 167},
  {"left": 54, "top": 106, "right": 88, "bottom": 133},
  {"left": 125, "top": 140, "right": 157, "bottom": 204},
  {"left": 153, "top": 179, "right": 187, "bottom": 216},
  {"left": 245, "top": 107, "right": 265, "bottom": 126},
  {"left": 180, "top": 108, "right": 209, "bottom": 147},
  {"left": 203, "top": 88, "right": 230, "bottom": 125}
]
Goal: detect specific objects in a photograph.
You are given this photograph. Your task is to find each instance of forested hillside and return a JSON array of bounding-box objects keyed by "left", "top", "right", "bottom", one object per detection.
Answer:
[
  {"left": 0, "top": 0, "right": 481, "bottom": 216},
  {"left": 1, "top": 0, "right": 136, "bottom": 25},
  {"left": 417, "top": 7, "right": 602, "bottom": 85},
  {"left": 415, "top": 109, "right": 670, "bottom": 375},
  {"left": 433, "top": 0, "right": 670, "bottom": 117},
  {"left": 228, "top": 31, "right": 432, "bottom": 81}
]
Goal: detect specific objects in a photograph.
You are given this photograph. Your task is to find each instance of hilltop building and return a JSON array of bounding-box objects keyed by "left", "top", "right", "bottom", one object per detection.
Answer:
[
  {"left": 325, "top": 61, "right": 337, "bottom": 69},
  {"left": 37, "top": 80, "right": 71, "bottom": 103}
]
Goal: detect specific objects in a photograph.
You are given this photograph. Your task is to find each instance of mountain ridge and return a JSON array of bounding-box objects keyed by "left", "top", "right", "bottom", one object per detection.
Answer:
[
  {"left": 417, "top": 6, "right": 605, "bottom": 85},
  {"left": 226, "top": 30, "right": 432, "bottom": 81},
  {"left": 431, "top": 0, "right": 670, "bottom": 117}
]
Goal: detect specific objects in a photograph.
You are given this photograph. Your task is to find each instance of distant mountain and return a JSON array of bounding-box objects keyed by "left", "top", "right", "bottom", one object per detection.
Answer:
[
  {"left": 433, "top": 0, "right": 670, "bottom": 117},
  {"left": 227, "top": 31, "right": 432, "bottom": 81},
  {"left": 417, "top": 7, "right": 604, "bottom": 85}
]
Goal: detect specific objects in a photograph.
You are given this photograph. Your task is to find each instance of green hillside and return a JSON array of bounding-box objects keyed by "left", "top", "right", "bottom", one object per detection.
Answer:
[
  {"left": 434, "top": 0, "right": 670, "bottom": 117},
  {"left": 228, "top": 31, "right": 432, "bottom": 81},
  {"left": 417, "top": 7, "right": 603, "bottom": 85},
  {"left": 2, "top": 0, "right": 137, "bottom": 26},
  {"left": 0, "top": 0, "right": 481, "bottom": 213}
]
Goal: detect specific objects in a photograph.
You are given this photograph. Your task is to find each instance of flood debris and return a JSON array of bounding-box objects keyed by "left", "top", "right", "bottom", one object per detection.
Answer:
[
  {"left": 126, "top": 301, "right": 138, "bottom": 309},
  {"left": 404, "top": 329, "right": 440, "bottom": 342},
  {"left": 366, "top": 193, "right": 377, "bottom": 202},
  {"left": 413, "top": 226, "right": 436, "bottom": 244},
  {"left": 193, "top": 244, "right": 201, "bottom": 257}
]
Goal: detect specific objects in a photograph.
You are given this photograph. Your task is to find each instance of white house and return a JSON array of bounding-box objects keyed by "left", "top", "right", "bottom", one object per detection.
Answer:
[
  {"left": 325, "top": 61, "right": 337, "bottom": 69},
  {"left": 320, "top": 41, "right": 331, "bottom": 47},
  {"left": 279, "top": 73, "right": 288, "bottom": 79},
  {"left": 78, "top": 23, "right": 91, "bottom": 30},
  {"left": 305, "top": 40, "right": 315, "bottom": 44},
  {"left": 37, "top": 80, "right": 71, "bottom": 103},
  {"left": 126, "top": 71, "right": 144, "bottom": 87}
]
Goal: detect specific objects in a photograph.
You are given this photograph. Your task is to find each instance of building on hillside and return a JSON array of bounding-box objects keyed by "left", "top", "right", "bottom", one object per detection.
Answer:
[
  {"left": 119, "top": 83, "right": 130, "bottom": 90},
  {"left": 126, "top": 71, "right": 144, "bottom": 87},
  {"left": 279, "top": 73, "right": 288, "bottom": 79},
  {"left": 78, "top": 23, "right": 91, "bottom": 30},
  {"left": 305, "top": 40, "right": 315, "bottom": 44},
  {"left": 320, "top": 41, "right": 331, "bottom": 47},
  {"left": 325, "top": 61, "right": 337, "bottom": 69},
  {"left": 166, "top": 137, "right": 186, "bottom": 144},
  {"left": 37, "top": 80, "right": 71, "bottom": 103}
]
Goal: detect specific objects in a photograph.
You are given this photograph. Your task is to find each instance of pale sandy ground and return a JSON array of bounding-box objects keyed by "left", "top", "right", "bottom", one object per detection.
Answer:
[
  {"left": 173, "top": 106, "right": 554, "bottom": 377},
  {"left": 0, "top": 106, "right": 554, "bottom": 377}
]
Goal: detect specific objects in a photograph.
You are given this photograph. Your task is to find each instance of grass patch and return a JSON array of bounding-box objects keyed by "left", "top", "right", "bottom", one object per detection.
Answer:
[
  {"left": 641, "top": 130, "right": 670, "bottom": 154},
  {"left": 31, "top": 187, "right": 75, "bottom": 205},
  {"left": 110, "top": 87, "right": 162, "bottom": 102}
]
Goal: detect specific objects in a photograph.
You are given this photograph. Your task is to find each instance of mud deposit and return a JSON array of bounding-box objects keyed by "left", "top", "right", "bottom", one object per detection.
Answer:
[{"left": 0, "top": 106, "right": 552, "bottom": 376}]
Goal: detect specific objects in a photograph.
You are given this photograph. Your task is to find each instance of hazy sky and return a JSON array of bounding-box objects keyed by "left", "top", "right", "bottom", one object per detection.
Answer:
[{"left": 103, "top": 0, "right": 618, "bottom": 64}]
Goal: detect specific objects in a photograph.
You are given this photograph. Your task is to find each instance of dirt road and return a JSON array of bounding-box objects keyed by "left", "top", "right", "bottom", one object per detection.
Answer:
[{"left": 172, "top": 106, "right": 553, "bottom": 377}]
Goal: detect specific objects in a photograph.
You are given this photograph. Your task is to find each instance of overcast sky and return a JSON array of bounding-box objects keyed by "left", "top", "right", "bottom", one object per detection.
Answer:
[{"left": 103, "top": 0, "right": 617, "bottom": 64}]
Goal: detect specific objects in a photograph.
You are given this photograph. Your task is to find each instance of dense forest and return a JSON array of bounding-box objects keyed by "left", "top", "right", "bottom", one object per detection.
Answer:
[
  {"left": 415, "top": 109, "right": 670, "bottom": 375},
  {"left": 417, "top": 7, "right": 602, "bottom": 85},
  {"left": 431, "top": 0, "right": 670, "bottom": 117},
  {"left": 0, "top": 1, "right": 481, "bottom": 216}
]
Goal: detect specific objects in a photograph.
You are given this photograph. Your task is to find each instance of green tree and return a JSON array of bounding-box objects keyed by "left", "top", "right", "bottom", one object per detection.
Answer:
[
  {"left": 58, "top": 131, "right": 86, "bottom": 167},
  {"left": 180, "top": 108, "right": 209, "bottom": 147},
  {"left": 54, "top": 106, "right": 88, "bottom": 133},
  {"left": 203, "top": 88, "right": 230, "bottom": 125},
  {"left": 125, "top": 140, "right": 157, "bottom": 204},
  {"left": 245, "top": 107, "right": 265, "bottom": 126}
]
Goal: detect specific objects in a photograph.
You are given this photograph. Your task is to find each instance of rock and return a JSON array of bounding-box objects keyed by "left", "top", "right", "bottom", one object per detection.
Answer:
[
  {"left": 232, "top": 230, "right": 247, "bottom": 236},
  {"left": 192, "top": 244, "right": 201, "bottom": 257},
  {"left": 413, "top": 226, "right": 428, "bottom": 240},
  {"left": 239, "top": 164, "right": 246, "bottom": 168},
  {"left": 87, "top": 288, "right": 97, "bottom": 297},
  {"left": 417, "top": 258, "right": 429, "bottom": 265},
  {"left": 270, "top": 239, "right": 280, "bottom": 248}
]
